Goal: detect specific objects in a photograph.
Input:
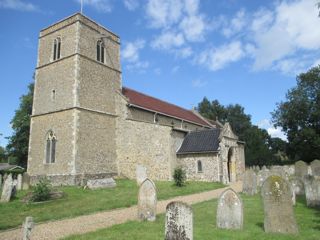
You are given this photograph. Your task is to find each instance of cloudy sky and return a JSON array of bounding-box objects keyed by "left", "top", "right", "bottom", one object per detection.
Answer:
[{"left": 0, "top": 0, "right": 320, "bottom": 146}]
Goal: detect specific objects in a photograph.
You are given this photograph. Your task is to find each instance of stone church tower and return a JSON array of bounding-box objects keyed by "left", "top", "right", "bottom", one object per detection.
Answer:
[{"left": 28, "top": 14, "right": 121, "bottom": 184}]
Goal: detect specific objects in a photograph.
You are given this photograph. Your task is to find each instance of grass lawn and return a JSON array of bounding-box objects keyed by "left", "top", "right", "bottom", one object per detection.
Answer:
[
  {"left": 0, "top": 179, "right": 224, "bottom": 230},
  {"left": 64, "top": 195, "right": 320, "bottom": 240}
]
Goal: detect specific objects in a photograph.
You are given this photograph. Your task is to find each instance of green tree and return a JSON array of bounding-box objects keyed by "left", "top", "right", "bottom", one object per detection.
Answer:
[
  {"left": 0, "top": 146, "right": 6, "bottom": 163},
  {"left": 272, "top": 65, "right": 320, "bottom": 162},
  {"left": 6, "top": 83, "right": 34, "bottom": 167}
]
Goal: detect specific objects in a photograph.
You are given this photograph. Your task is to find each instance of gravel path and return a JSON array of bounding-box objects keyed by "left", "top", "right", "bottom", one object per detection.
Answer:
[{"left": 0, "top": 181, "right": 242, "bottom": 240}]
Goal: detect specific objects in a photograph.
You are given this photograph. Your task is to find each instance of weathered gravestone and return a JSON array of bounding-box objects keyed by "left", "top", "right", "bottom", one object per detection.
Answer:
[
  {"left": 261, "top": 175, "right": 298, "bottom": 234},
  {"left": 216, "top": 188, "right": 243, "bottom": 229},
  {"left": 310, "top": 160, "right": 320, "bottom": 177},
  {"left": 86, "top": 178, "right": 116, "bottom": 189},
  {"left": 243, "top": 169, "right": 257, "bottom": 195},
  {"left": 165, "top": 201, "right": 193, "bottom": 240},
  {"left": 303, "top": 175, "right": 320, "bottom": 207},
  {"left": 138, "top": 178, "right": 157, "bottom": 221},
  {"left": 0, "top": 174, "right": 13, "bottom": 203},
  {"left": 3, "top": 173, "right": 8, "bottom": 181},
  {"left": 17, "top": 174, "right": 22, "bottom": 191},
  {"left": 270, "top": 166, "right": 287, "bottom": 180},
  {"left": 22, "top": 172, "right": 30, "bottom": 190},
  {"left": 291, "top": 185, "right": 296, "bottom": 206},
  {"left": 257, "top": 169, "right": 270, "bottom": 187},
  {"left": 262, "top": 165, "right": 267, "bottom": 170},
  {"left": 22, "top": 216, "right": 34, "bottom": 240},
  {"left": 295, "top": 160, "right": 308, "bottom": 179},
  {"left": 136, "top": 165, "right": 147, "bottom": 186},
  {"left": 0, "top": 174, "right": 2, "bottom": 188},
  {"left": 290, "top": 177, "right": 305, "bottom": 195}
]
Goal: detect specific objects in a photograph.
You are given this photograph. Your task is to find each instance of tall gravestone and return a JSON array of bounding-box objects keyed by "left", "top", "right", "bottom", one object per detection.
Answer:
[
  {"left": 290, "top": 177, "right": 305, "bottom": 195},
  {"left": 165, "top": 201, "right": 193, "bottom": 240},
  {"left": 310, "top": 160, "right": 320, "bottom": 177},
  {"left": 303, "top": 175, "right": 320, "bottom": 207},
  {"left": 216, "top": 188, "right": 243, "bottom": 229},
  {"left": 261, "top": 175, "right": 298, "bottom": 234},
  {"left": 257, "top": 168, "right": 270, "bottom": 187},
  {"left": 0, "top": 174, "right": 13, "bottom": 203},
  {"left": 22, "top": 216, "right": 34, "bottom": 240},
  {"left": 243, "top": 169, "right": 257, "bottom": 195},
  {"left": 17, "top": 174, "right": 23, "bottom": 191},
  {"left": 138, "top": 178, "right": 157, "bottom": 221},
  {"left": 136, "top": 165, "right": 147, "bottom": 186},
  {"left": 295, "top": 160, "right": 308, "bottom": 179},
  {"left": 22, "top": 172, "right": 30, "bottom": 190}
]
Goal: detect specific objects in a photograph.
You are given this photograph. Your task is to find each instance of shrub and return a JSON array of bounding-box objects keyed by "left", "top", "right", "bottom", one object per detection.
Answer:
[
  {"left": 31, "top": 178, "right": 52, "bottom": 202},
  {"left": 173, "top": 168, "right": 186, "bottom": 187}
]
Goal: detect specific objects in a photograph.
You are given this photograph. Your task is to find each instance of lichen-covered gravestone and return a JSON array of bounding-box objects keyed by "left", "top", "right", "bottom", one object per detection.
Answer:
[
  {"left": 216, "top": 188, "right": 243, "bottom": 229},
  {"left": 136, "top": 165, "right": 147, "bottom": 186},
  {"left": 138, "top": 178, "right": 157, "bottom": 221},
  {"left": 165, "top": 201, "right": 193, "bottom": 240},
  {"left": 17, "top": 174, "right": 23, "bottom": 191},
  {"left": 290, "top": 177, "right": 305, "bottom": 195},
  {"left": 22, "top": 172, "right": 30, "bottom": 190},
  {"left": 22, "top": 216, "right": 34, "bottom": 240},
  {"left": 303, "top": 175, "right": 320, "bottom": 207},
  {"left": 243, "top": 169, "right": 257, "bottom": 195},
  {"left": 257, "top": 168, "right": 270, "bottom": 187},
  {"left": 261, "top": 175, "right": 298, "bottom": 234},
  {"left": 0, "top": 174, "right": 13, "bottom": 203},
  {"left": 310, "top": 160, "right": 320, "bottom": 177},
  {"left": 295, "top": 160, "right": 308, "bottom": 179}
]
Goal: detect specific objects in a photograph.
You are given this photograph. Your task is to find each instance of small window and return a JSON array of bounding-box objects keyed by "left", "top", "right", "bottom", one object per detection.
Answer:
[
  {"left": 53, "top": 38, "right": 61, "bottom": 61},
  {"left": 52, "top": 90, "right": 56, "bottom": 100},
  {"left": 197, "top": 160, "right": 203, "bottom": 173},
  {"left": 97, "top": 40, "right": 105, "bottom": 63},
  {"left": 46, "top": 131, "right": 56, "bottom": 163}
]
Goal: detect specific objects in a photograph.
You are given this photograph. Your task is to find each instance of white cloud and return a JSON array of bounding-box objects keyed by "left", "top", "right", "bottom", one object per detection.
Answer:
[
  {"left": 258, "top": 119, "right": 287, "bottom": 141},
  {"left": 192, "top": 79, "right": 207, "bottom": 88},
  {"left": 0, "top": 0, "right": 38, "bottom": 11},
  {"left": 179, "top": 14, "right": 206, "bottom": 41},
  {"left": 126, "top": 61, "right": 149, "bottom": 72},
  {"left": 197, "top": 41, "right": 245, "bottom": 71},
  {"left": 175, "top": 47, "right": 193, "bottom": 58},
  {"left": 76, "top": 0, "right": 113, "bottom": 13},
  {"left": 151, "top": 31, "right": 184, "bottom": 50},
  {"left": 123, "top": 0, "right": 139, "bottom": 11},
  {"left": 222, "top": 9, "right": 247, "bottom": 38},
  {"left": 122, "top": 39, "right": 145, "bottom": 62}
]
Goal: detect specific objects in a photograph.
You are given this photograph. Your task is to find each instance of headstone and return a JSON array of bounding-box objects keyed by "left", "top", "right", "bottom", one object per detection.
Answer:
[
  {"left": 22, "top": 172, "right": 31, "bottom": 190},
  {"left": 295, "top": 160, "right": 308, "bottom": 179},
  {"left": 22, "top": 216, "right": 34, "bottom": 240},
  {"left": 86, "top": 178, "right": 116, "bottom": 189},
  {"left": 216, "top": 188, "right": 243, "bottom": 229},
  {"left": 291, "top": 185, "right": 296, "bottom": 206},
  {"left": 290, "top": 177, "right": 305, "bottom": 195},
  {"left": 138, "top": 178, "right": 157, "bottom": 221},
  {"left": 0, "top": 174, "right": 2, "bottom": 188},
  {"left": 270, "top": 166, "right": 287, "bottom": 180},
  {"left": 257, "top": 168, "right": 270, "bottom": 187},
  {"left": 3, "top": 173, "right": 8, "bottom": 181},
  {"left": 310, "top": 159, "right": 320, "bottom": 177},
  {"left": 261, "top": 175, "right": 298, "bottom": 234},
  {"left": 262, "top": 165, "right": 267, "bottom": 171},
  {"left": 243, "top": 169, "right": 257, "bottom": 195},
  {"left": 17, "top": 174, "right": 22, "bottom": 191},
  {"left": 165, "top": 201, "right": 193, "bottom": 240},
  {"left": 303, "top": 175, "right": 320, "bottom": 207},
  {"left": 0, "top": 174, "right": 13, "bottom": 203},
  {"left": 136, "top": 165, "right": 147, "bottom": 186}
]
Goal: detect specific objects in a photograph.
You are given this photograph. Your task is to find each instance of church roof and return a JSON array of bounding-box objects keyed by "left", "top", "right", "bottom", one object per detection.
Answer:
[
  {"left": 122, "top": 87, "right": 211, "bottom": 127},
  {"left": 177, "top": 128, "right": 220, "bottom": 154}
]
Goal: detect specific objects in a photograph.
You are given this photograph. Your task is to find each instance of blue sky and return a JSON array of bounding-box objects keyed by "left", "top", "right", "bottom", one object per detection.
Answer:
[{"left": 0, "top": 0, "right": 320, "bottom": 146}]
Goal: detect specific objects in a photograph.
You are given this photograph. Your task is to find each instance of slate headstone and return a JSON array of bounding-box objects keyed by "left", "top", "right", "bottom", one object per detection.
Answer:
[
  {"left": 17, "top": 174, "right": 22, "bottom": 191},
  {"left": 303, "top": 175, "right": 320, "bottom": 207},
  {"left": 22, "top": 172, "right": 30, "bottom": 190},
  {"left": 165, "top": 201, "right": 193, "bottom": 240},
  {"left": 22, "top": 216, "right": 34, "bottom": 240},
  {"left": 138, "top": 178, "right": 157, "bottom": 221},
  {"left": 261, "top": 175, "right": 298, "bottom": 234},
  {"left": 216, "top": 188, "right": 243, "bottom": 229},
  {"left": 86, "top": 178, "right": 116, "bottom": 189},
  {"left": 310, "top": 160, "right": 320, "bottom": 177},
  {"left": 136, "top": 165, "right": 147, "bottom": 186},
  {"left": 243, "top": 169, "right": 257, "bottom": 195},
  {"left": 0, "top": 174, "right": 13, "bottom": 203},
  {"left": 295, "top": 160, "right": 308, "bottom": 179}
]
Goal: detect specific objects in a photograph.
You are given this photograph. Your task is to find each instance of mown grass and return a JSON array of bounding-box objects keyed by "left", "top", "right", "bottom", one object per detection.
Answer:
[
  {"left": 0, "top": 179, "right": 224, "bottom": 230},
  {"left": 64, "top": 195, "right": 320, "bottom": 240}
]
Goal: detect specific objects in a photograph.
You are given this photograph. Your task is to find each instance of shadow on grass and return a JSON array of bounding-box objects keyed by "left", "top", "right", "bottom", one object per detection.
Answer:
[{"left": 256, "top": 222, "right": 264, "bottom": 230}]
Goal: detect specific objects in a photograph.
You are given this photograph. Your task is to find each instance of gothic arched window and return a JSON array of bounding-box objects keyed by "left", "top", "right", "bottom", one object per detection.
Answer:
[
  {"left": 197, "top": 160, "right": 203, "bottom": 173},
  {"left": 53, "top": 37, "right": 61, "bottom": 61},
  {"left": 96, "top": 40, "right": 105, "bottom": 63},
  {"left": 46, "top": 131, "right": 56, "bottom": 164}
]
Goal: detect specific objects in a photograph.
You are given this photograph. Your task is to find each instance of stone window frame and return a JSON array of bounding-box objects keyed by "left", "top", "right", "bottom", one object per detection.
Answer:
[
  {"left": 52, "top": 37, "right": 61, "bottom": 61},
  {"left": 197, "top": 160, "right": 203, "bottom": 173},
  {"left": 45, "top": 131, "right": 57, "bottom": 164},
  {"left": 96, "top": 40, "right": 105, "bottom": 63}
]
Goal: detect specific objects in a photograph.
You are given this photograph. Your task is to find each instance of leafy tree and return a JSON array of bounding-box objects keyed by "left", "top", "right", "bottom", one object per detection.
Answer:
[
  {"left": 6, "top": 83, "right": 34, "bottom": 167},
  {"left": 0, "top": 146, "right": 6, "bottom": 163},
  {"left": 272, "top": 65, "right": 320, "bottom": 162}
]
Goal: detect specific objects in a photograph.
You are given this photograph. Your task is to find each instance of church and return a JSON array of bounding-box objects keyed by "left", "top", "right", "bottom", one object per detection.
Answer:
[{"left": 27, "top": 13, "right": 245, "bottom": 186}]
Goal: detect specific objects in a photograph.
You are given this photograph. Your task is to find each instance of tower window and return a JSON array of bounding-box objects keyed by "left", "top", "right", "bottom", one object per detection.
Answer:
[
  {"left": 52, "top": 90, "right": 56, "bottom": 100},
  {"left": 97, "top": 40, "right": 105, "bottom": 63},
  {"left": 197, "top": 160, "right": 203, "bottom": 173},
  {"left": 46, "top": 131, "right": 56, "bottom": 164},
  {"left": 53, "top": 38, "right": 61, "bottom": 61}
]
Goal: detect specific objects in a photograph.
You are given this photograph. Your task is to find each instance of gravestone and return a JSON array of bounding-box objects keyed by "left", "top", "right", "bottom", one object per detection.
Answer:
[
  {"left": 136, "top": 165, "right": 147, "bottom": 186},
  {"left": 17, "top": 174, "right": 22, "bottom": 191},
  {"left": 165, "top": 201, "right": 193, "bottom": 240},
  {"left": 0, "top": 174, "right": 13, "bottom": 203},
  {"left": 216, "top": 188, "right": 243, "bottom": 229},
  {"left": 261, "top": 175, "right": 298, "bottom": 234},
  {"left": 295, "top": 160, "right": 308, "bottom": 179},
  {"left": 3, "top": 173, "right": 8, "bottom": 181},
  {"left": 303, "top": 175, "right": 320, "bottom": 207},
  {"left": 310, "top": 160, "right": 320, "bottom": 177},
  {"left": 290, "top": 177, "right": 305, "bottom": 195},
  {"left": 22, "top": 216, "right": 34, "bottom": 240},
  {"left": 138, "top": 178, "right": 157, "bottom": 221},
  {"left": 243, "top": 169, "right": 257, "bottom": 195},
  {"left": 22, "top": 172, "right": 30, "bottom": 190},
  {"left": 86, "top": 178, "right": 116, "bottom": 189},
  {"left": 0, "top": 174, "right": 2, "bottom": 188},
  {"left": 291, "top": 185, "right": 296, "bottom": 206},
  {"left": 270, "top": 166, "right": 287, "bottom": 180},
  {"left": 262, "top": 165, "right": 267, "bottom": 171},
  {"left": 257, "top": 169, "right": 270, "bottom": 187}
]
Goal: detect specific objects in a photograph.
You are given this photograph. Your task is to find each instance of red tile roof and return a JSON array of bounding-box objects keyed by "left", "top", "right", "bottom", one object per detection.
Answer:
[{"left": 122, "top": 87, "right": 211, "bottom": 127}]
